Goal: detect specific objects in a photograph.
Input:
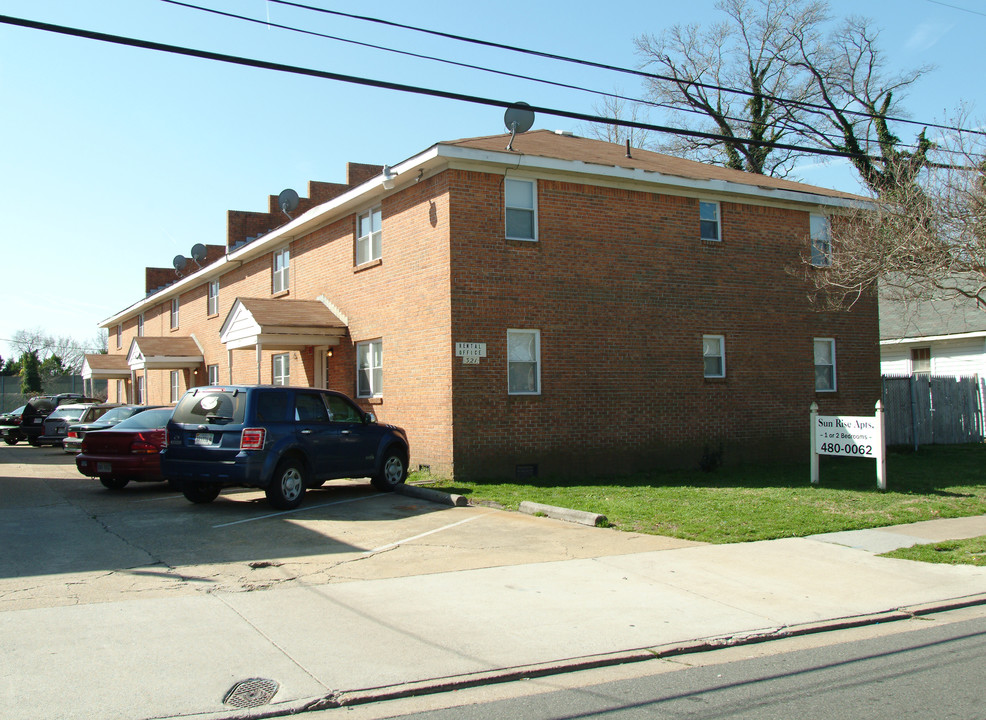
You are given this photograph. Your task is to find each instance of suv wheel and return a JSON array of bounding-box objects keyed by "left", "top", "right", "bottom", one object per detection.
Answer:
[
  {"left": 183, "top": 482, "right": 221, "bottom": 504},
  {"left": 371, "top": 449, "right": 408, "bottom": 492},
  {"left": 266, "top": 459, "right": 306, "bottom": 510}
]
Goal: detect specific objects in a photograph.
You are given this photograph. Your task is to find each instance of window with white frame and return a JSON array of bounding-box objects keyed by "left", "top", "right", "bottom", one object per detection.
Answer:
[
  {"left": 170, "top": 370, "right": 180, "bottom": 403},
  {"left": 207, "top": 364, "right": 219, "bottom": 386},
  {"left": 137, "top": 313, "right": 144, "bottom": 337},
  {"left": 356, "top": 207, "right": 382, "bottom": 265},
  {"left": 116, "top": 324, "right": 122, "bottom": 349},
  {"left": 507, "top": 329, "right": 541, "bottom": 394},
  {"left": 357, "top": 339, "right": 383, "bottom": 398},
  {"left": 272, "top": 247, "right": 290, "bottom": 294},
  {"left": 810, "top": 214, "right": 832, "bottom": 266},
  {"left": 207, "top": 280, "right": 219, "bottom": 316},
  {"left": 505, "top": 178, "right": 537, "bottom": 241},
  {"left": 699, "top": 201, "right": 721, "bottom": 242},
  {"left": 116, "top": 379, "right": 124, "bottom": 403},
  {"left": 170, "top": 298, "right": 179, "bottom": 330},
  {"left": 137, "top": 375, "right": 146, "bottom": 405},
  {"left": 814, "top": 338, "right": 836, "bottom": 391},
  {"left": 272, "top": 353, "right": 290, "bottom": 386},
  {"left": 911, "top": 347, "right": 931, "bottom": 377},
  {"left": 703, "top": 335, "right": 726, "bottom": 378}
]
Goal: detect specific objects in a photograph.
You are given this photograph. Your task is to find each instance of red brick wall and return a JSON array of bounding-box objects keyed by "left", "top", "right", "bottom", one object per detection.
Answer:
[{"left": 447, "top": 171, "right": 880, "bottom": 478}]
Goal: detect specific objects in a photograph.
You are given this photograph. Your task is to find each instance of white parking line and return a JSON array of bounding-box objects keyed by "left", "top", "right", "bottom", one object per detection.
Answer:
[
  {"left": 212, "top": 494, "right": 377, "bottom": 528},
  {"left": 364, "top": 512, "right": 490, "bottom": 554}
]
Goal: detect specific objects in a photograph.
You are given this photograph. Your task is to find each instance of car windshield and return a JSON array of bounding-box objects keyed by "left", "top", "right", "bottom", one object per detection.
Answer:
[
  {"left": 172, "top": 389, "right": 245, "bottom": 424},
  {"left": 49, "top": 407, "right": 88, "bottom": 421},
  {"left": 113, "top": 408, "right": 174, "bottom": 430}
]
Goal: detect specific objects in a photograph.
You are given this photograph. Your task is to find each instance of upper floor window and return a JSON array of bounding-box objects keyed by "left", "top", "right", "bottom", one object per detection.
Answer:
[
  {"left": 272, "top": 353, "right": 290, "bottom": 386},
  {"left": 207, "top": 280, "right": 219, "bottom": 316},
  {"left": 137, "top": 313, "right": 144, "bottom": 337},
  {"left": 272, "top": 247, "right": 290, "bottom": 294},
  {"left": 357, "top": 207, "right": 383, "bottom": 265},
  {"left": 357, "top": 339, "right": 383, "bottom": 398},
  {"left": 700, "top": 201, "right": 721, "bottom": 242},
  {"left": 505, "top": 178, "right": 537, "bottom": 241},
  {"left": 507, "top": 329, "right": 541, "bottom": 395},
  {"left": 810, "top": 214, "right": 832, "bottom": 267},
  {"left": 116, "top": 324, "right": 122, "bottom": 349},
  {"left": 703, "top": 335, "right": 726, "bottom": 378},
  {"left": 170, "top": 298, "right": 179, "bottom": 330},
  {"left": 814, "top": 338, "right": 836, "bottom": 392}
]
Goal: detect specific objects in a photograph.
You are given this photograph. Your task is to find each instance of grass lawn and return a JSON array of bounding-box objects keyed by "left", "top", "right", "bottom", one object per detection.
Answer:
[
  {"left": 422, "top": 444, "right": 986, "bottom": 544},
  {"left": 882, "top": 537, "right": 986, "bottom": 567}
]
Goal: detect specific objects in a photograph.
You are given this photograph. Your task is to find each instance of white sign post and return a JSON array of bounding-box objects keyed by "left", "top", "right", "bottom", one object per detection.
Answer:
[{"left": 810, "top": 400, "right": 886, "bottom": 490}]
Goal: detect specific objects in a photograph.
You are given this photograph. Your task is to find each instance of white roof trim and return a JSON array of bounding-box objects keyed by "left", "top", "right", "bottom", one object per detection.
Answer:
[{"left": 880, "top": 331, "right": 986, "bottom": 345}]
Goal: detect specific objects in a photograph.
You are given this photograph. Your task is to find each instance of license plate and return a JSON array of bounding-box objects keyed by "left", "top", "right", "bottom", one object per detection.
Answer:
[
  {"left": 97, "top": 462, "right": 112, "bottom": 473},
  {"left": 32, "top": 418, "right": 41, "bottom": 424},
  {"left": 56, "top": 428, "right": 65, "bottom": 435},
  {"left": 194, "top": 433, "right": 213, "bottom": 446}
]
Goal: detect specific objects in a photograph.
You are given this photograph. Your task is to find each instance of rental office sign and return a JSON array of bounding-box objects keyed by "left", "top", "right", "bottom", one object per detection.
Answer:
[{"left": 810, "top": 401, "right": 887, "bottom": 490}]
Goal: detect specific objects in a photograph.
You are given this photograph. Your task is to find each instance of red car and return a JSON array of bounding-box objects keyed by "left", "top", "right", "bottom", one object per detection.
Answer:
[{"left": 76, "top": 408, "right": 174, "bottom": 490}]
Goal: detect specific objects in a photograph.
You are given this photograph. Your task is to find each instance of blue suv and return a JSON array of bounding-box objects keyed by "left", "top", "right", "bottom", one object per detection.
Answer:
[{"left": 161, "top": 385, "right": 409, "bottom": 510}]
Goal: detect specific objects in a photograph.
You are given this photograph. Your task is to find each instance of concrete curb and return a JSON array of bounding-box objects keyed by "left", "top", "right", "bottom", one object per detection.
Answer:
[
  {"left": 398, "top": 483, "right": 469, "bottom": 507},
  {"left": 520, "top": 500, "right": 607, "bottom": 527},
  {"left": 324, "top": 592, "right": 986, "bottom": 711},
  {"left": 182, "top": 593, "right": 986, "bottom": 719}
]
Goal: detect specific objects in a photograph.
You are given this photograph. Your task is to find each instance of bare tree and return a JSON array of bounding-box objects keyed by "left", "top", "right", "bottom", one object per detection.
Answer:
[
  {"left": 801, "top": 127, "right": 986, "bottom": 310},
  {"left": 783, "top": 14, "right": 934, "bottom": 195},
  {"left": 582, "top": 90, "right": 657, "bottom": 150},
  {"left": 634, "top": 0, "right": 826, "bottom": 177},
  {"left": 9, "top": 328, "right": 107, "bottom": 374}
]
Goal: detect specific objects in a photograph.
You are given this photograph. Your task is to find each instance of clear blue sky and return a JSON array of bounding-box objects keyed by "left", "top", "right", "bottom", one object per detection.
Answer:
[{"left": 0, "top": 0, "right": 980, "bottom": 364}]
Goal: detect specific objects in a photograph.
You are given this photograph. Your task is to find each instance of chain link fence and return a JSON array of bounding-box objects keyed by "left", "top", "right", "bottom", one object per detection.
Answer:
[{"left": 0, "top": 374, "right": 107, "bottom": 413}]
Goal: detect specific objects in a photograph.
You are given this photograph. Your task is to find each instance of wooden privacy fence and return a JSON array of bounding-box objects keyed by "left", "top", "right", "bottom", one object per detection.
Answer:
[{"left": 881, "top": 374, "right": 985, "bottom": 448}]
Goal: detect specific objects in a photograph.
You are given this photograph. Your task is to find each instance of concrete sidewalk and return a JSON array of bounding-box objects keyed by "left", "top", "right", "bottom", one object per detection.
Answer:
[{"left": 4, "top": 514, "right": 986, "bottom": 720}]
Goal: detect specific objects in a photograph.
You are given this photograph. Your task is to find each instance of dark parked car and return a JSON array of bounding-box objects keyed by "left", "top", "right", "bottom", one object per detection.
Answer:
[
  {"left": 161, "top": 385, "right": 409, "bottom": 510},
  {"left": 39, "top": 403, "right": 105, "bottom": 447},
  {"left": 21, "top": 394, "right": 100, "bottom": 446},
  {"left": 75, "top": 407, "right": 175, "bottom": 489},
  {"left": 63, "top": 404, "right": 164, "bottom": 453},
  {"left": 1, "top": 404, "right": 26, "bottom": 445}
]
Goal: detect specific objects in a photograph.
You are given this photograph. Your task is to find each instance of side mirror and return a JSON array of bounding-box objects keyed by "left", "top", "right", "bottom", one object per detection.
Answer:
[{"left": 365, "top": 412, "right": 377, "bottom": 424}]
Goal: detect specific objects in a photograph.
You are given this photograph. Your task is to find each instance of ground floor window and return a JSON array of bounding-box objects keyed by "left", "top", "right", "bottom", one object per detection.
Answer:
[
  {"left": 272, "top": 353, "right": 290, "bottom": 386},
  {"left": 357, "top": 339, "right": 383, "bottom": 398},
  {"left": 207, "top": 364, "right": 219, "bottom": 386},
  {"left": 507, "top": 329, "right": 540, "bottom": 395},
  {"left": 170, "top": 371, "right": 180, "bottom": 402},
  {"left": 137, "top": 375, "right": 145, "bottom": 404}
]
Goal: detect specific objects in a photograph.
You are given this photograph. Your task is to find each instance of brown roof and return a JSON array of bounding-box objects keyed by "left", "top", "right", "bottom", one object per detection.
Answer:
[
  {"left": 443, "top": 130, "right": 864, "bottom": 202},
  {"left": 131, "top": 336, "right": 202, "bottom": 358},
  {"left": 235, "top": 298, "right": 346, "bottom": 329},
  {"left": 84, "top": 354, "right": 130, "bottom": 371}
]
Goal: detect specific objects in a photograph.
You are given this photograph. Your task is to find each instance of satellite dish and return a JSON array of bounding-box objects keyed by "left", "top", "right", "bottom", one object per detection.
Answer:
[
  {"left": 190, "top": 243, "right": 207, "bottom": 266},
  {"left": 278, "top": 188, "right": 300, "bottom": 219},
  {"left": 504, "top": 102, "right": 535, "bottom": 151},
  {"left": 172, "top": 255, "right": 187, "bottom": 275}
]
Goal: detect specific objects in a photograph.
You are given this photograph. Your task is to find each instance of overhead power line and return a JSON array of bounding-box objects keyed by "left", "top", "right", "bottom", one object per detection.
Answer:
[
  {"left": 266, "top": 0, "right": 986, "bottom": 139},
  {"left": 0, "top": 13, "right": 970, "bottom": 170},
  {"left": 161, "top": 0, "right": 930, "bottom": 157}
]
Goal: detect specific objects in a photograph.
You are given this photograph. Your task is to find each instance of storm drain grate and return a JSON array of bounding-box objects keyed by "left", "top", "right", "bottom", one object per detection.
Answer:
[{"left": 223, "top": 677, "right": 279, "bottom": 708}]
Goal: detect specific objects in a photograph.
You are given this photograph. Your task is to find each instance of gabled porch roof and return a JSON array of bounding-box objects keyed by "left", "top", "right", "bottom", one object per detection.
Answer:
[
  {"left": 219, "top": 297, "right": 348, "bottom": 350},
  {"left": 127, "top": 336, "right": 204, "bottom": 370}
]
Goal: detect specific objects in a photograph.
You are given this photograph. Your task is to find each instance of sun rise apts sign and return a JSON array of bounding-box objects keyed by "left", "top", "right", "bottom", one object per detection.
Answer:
[{"left": 810, "top": 402, "right": 887, "bottom": 490}]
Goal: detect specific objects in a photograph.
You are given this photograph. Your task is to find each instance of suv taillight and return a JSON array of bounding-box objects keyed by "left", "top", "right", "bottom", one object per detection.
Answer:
[{"left": 241, "top": 428, "right": 266, "bottom": 450}]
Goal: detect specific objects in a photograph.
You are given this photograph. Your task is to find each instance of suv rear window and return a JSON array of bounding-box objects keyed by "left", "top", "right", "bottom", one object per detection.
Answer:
[{"left": 172, "top": 389, "right": 246, "bottom": 425}]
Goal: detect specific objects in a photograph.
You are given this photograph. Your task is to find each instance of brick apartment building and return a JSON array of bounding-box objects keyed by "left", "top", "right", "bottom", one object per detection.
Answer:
[{"left": 91, "top": 130, "right": 879, "bottom": 479}]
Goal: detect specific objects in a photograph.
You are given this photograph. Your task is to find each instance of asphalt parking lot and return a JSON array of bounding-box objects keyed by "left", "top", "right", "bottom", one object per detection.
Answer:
[{"left": 0, "top": 443, "right": 699, "bottom": 612}]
